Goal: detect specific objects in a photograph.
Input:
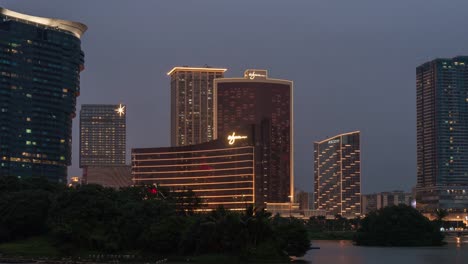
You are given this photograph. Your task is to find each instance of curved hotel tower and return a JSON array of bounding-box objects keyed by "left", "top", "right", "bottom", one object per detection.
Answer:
[
  {"left": 314, "top": 131, "right": 361, "bottom": 218},
  {"left": 132, "top": 133, "right": 255, "bottom": 211},
  {"left": 0, "top": 8, "right": 86, "bottom": 181},
  {"left": 214, "top": 70, "right": 293, "bottom": 206}
]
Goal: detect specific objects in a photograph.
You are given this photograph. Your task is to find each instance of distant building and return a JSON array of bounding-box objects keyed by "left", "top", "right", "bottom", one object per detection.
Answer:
[
  {"left": 295, "top": 190, "right": 313, "bottom": 210},
  {"left": 0, "top": 7, "right": 86, "bottom": 182},
  {"left": 79, "top": 104, "right": 126, "bottom": 167},
  {"left": 79, "top": 104, "right": 128, "bottom": 187},
  {"left": 84, "top": 166, "right": 132, "bottom": 189},
  {"left": 168, "top": 66, "right": 226, "bottom": 147},
  {"left": 214, "top": 69, "right": 293, "bottom": 207},
  {"left": 416, "top": 56, "right": 468, "bottom": 212},
  {"left": 132, "top": 131, "right": 255, "bottom": 211},
  {"left": 314, "top": 131, "right": 361, "bottom": 218},
  {"left": 361, "top": 191, "right": 413, "bottom": 215}
]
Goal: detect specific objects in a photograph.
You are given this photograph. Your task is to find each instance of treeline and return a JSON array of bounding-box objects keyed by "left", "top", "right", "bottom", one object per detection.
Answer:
[
  {"left": 354, "top": 205, "right": 445, "bottom": 246},
  {"left": 0, "top": 177, "right": 310, "bottom": 259},
  {"left": 306, "top": 205, "right": 446, "bottom": 246}
]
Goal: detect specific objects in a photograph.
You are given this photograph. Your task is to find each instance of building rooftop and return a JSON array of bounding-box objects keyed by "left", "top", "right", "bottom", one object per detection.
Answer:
[
  {"left": 167, "top": 66, "right": 227, "bottom": 75},
  {"left": 0, "top": 7, "right": 87, "bottom": 38}
]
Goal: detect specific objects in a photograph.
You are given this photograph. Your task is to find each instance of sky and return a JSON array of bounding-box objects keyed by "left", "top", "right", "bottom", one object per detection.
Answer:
[{"left": 3, "top": 0, "right": 468, "bottom": 193}]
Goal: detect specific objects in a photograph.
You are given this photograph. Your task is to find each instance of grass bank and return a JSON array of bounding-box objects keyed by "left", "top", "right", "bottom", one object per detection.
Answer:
[{"left": 0, "top": 236, "right": 60, "bottom": 258}]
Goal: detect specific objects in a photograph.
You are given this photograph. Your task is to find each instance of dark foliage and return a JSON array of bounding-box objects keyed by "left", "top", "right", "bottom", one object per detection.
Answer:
[
  {"left": 0, "top": 176, "right": 311, "bottom": 259},
  {"left": 354, "top": 204, "right": 444, "bottom": 246}
]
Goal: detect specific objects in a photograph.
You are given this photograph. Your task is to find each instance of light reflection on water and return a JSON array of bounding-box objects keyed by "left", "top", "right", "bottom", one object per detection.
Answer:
[{"left": 297, "top": 237, "right": 468, "bottom": 264}]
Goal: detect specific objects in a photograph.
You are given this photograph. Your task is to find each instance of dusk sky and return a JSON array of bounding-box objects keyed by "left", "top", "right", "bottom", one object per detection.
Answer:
[{"left": 4, "top": 0, "right": 468, "bottom": 193}]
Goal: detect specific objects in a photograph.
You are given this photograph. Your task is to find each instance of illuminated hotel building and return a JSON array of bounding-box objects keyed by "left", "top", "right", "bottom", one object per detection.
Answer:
[
  {"left": 80, "top": 104, "right": 129, "bottom": 187},
  {"left": 416, "top": 56, "right": 468, "bottom": 212},
  {"left": 314, "top": 131, "right": 361, "bottom": 218},
  {"left": 0, "top": 8, "right": 86, "bottom": 181},
  {"left": 214, "top": 69, "right": 293, "bottom": 206},
  {"left": 168, "top": 66, "right": 226, "bottom": 146},
  {"left": 80, "top": 104, "right": 126, "bottom": 167},
  {"left": 132, "top": 132, "right": 255, "bottom": 211}
]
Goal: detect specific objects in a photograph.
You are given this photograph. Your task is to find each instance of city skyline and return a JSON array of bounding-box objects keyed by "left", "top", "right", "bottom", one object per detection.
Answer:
[{"left": 4, "top": 1, "right": 468, "bottom": 193}]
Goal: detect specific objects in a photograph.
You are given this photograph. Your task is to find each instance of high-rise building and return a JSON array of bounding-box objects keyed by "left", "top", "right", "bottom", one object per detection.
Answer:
[
  {"left": 314, "top": 131, "right": 361, "bottom": 218},
  {"left": 361, "top": 191, "right": 413, "bottom": 215},
  {"left": 0, "top": 8, "right": 86, "bottom": 182},
  {"left": 79, "top": 104, "right": 129, "bottom": 187},
  {"left": 132, "top": 132, "right": 255, "bottom": 211},
  {"left": 168, "top": 66, "right": 226, "bottom": 146},
  {"left": 214, "top": 69, "right": 293, "bottom": 207},
  {"left": 79, "top": 104, "right": 126, "bottom": 167},
  {"left": 416, "top": 56, "right": 468, "bottom": 212}
]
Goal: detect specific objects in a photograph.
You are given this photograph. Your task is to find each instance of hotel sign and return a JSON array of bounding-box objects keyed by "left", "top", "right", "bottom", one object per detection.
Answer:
[
  {"left": 328, "top": 139, "right": 340, "bottom": 144},
  {"left": 227, "top": 132, "right": 248, "bottom": 145},
  {"left": 244, "top": 69, "right": 267, "bottom": 80}
]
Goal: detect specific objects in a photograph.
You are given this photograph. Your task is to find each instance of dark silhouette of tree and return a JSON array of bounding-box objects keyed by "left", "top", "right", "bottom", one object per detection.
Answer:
[{"left": 354, "top": 204, "right": 444, "bottom": 246}]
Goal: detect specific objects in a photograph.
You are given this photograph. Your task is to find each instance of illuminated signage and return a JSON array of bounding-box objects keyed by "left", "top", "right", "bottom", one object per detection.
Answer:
[
  {"left": 227, "top": 132, "right": 247, "bottom": 145},
  {"left": 328, "top": 139, "right": 340, "bottom": 144},
  {"left": 244, "top": 70, "right": 267, "bottom": 80}
]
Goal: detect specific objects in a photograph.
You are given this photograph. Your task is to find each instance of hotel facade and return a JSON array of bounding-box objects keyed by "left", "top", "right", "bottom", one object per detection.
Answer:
[
  {"left": 0, "top": 8, "right": 86, "bottom": 181},
  {"left": 416, "top": 56, "right": 468, "bottom": 213},
  {"left": 214, "top": 69, "right": 293, "bottom": 206},
  {"left": 132, "top": 131, "right": 255, "bottom": 211},
  {"left": 79, "top": 104, "right": 129, "bottom": 187},
  {"left": 168, "top": 66, "right": 226, "bottom": 147},
  {"left": 314, "top": 131, "right": 361, "bottom": 218}
]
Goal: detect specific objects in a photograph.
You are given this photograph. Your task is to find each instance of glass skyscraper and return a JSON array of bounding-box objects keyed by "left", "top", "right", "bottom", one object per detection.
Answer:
[
  {"left": 0, "top": 8, "right": 86, "bottom": 182},
  {"left": 314, "top": 131, "right": 361, "bottom": 218},
  {"left": 168, "top": 66, "right": 226, "bottom": 146},
  {"left": 416, "top": 56, "right": 468, "bottom": 212}
]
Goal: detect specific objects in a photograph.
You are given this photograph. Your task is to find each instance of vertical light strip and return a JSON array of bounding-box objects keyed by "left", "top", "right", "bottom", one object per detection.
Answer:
[
  {"left": 290, "top": 81, "right": 294, "bottom": 202},
  {"left": 213, "top": 79, "right": 218, "bottom": 140},
  {"left": 340, "top": 135, "right": 343, "bottom": 216}
]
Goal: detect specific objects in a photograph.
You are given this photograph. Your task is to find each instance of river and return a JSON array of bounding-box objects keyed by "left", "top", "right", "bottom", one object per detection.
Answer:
[{"left": 299, "top": 236, "right": 468, "bottom": 264}]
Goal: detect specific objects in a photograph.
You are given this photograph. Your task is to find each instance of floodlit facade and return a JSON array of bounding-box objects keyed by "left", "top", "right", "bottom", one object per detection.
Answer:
[
  {"left": 169, "top": 66, "right": 226, "bottom": 146},
  {"left": 314, "top": 131, "right": 361, "bottom": 218},
  {"left": 0, "top": 8, "right": 86, "bottom": 181},
  {"left": 416, "top": 56, "right": 468, "bottom": 212},
  {"left": 214, "top": 69, "right": 293, "bottom": 207},
  {"left": 132, "top": 133, "right": 255, "bottom": 211}
]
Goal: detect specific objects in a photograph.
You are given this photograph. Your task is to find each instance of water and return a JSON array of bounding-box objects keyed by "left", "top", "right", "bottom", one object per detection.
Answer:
[
  {"left": 300, "top": 237, "right": 468, "bottom": 264},
  {"left": 1, "top": 237, "right": 466, "bottom": 264}
]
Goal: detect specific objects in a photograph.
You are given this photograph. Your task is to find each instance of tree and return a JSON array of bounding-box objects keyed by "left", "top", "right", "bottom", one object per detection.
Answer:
[
  {"left": 434, "top": 208, "right": 449, "bottom": 222},
  {"left": 354, "top": 204, "right": 444, "bottom": 246},
  {"left": 271, "top": 216, "right": 310, "bottom": 257}
]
